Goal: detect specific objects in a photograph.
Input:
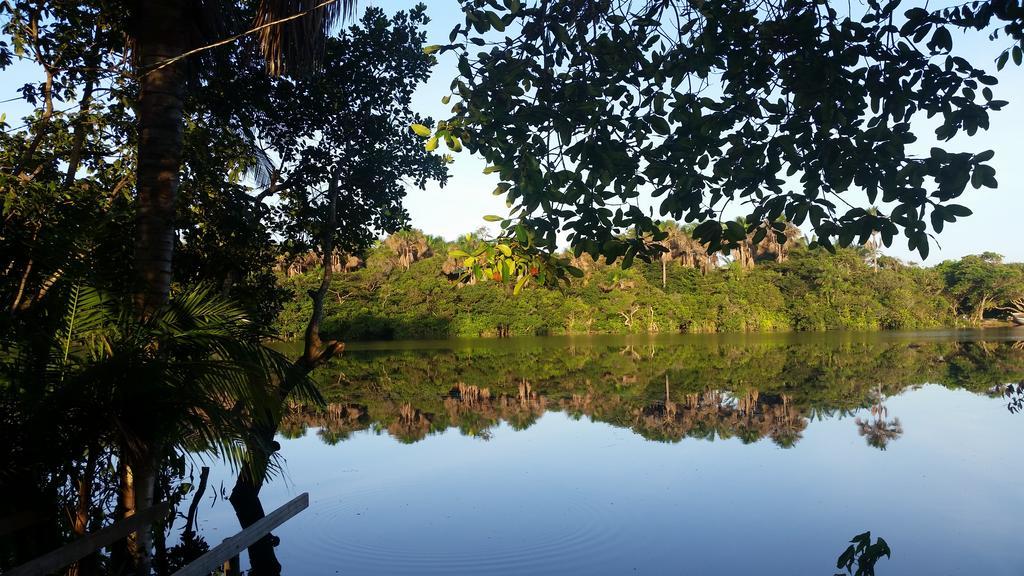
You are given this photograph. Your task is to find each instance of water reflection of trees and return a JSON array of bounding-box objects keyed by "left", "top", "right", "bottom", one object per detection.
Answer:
[
  {"left": 280, "top": 403, "right": 370, "bottom": 445},
  {"left": 637, "top": 386, "right": 806, "bottom": 446},
  {"left": 279, "top": 339, "right": 1024, "bottom": 448},
  {"left": 855, "top": 386, "right": 903, "bottom": 450}
]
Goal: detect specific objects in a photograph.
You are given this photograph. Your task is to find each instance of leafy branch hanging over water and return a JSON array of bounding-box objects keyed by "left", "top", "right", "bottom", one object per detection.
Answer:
[{"left": 416, "top": 0, "right": 1014, "bottom": 263}]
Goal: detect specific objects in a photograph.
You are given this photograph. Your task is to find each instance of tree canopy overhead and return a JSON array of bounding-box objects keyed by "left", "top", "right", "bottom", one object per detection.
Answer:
[{"left": 425, "top": 0, "right": 1012, "bottom": 265}]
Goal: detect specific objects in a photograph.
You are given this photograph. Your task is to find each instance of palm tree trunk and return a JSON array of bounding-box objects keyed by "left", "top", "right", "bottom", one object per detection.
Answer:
[
  {"left": 115, "top": 456, "right": 158, "bottom": 576},
  {"left": 118, "top": 5, "right": 189, "bottom": 571},
  {"left": 661, "top": 258, "right": 667, "bottom": 289},
  {"left": 67, "top": 449, "right": 99, "bottom": 576},
  {"left": 133, "top": 459, "right": 158, "bottom": 576},
  {"left": 133, "top": 0, "right": 188, "bottom": 316}
]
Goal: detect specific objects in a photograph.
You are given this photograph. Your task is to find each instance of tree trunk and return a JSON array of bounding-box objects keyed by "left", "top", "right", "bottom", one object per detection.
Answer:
[
  {"left": 121, "top": 457, "right": 157, "bottom": 576},
  {"left": 65, "top": 35, "right": 100, "bottom": 186},
  {"left": 133, "top": 0, "right": 188, "bottom": 316},
  {"left": 183, "top": 466, "right": 209, "bottom": 539},
  {"left": 976, "top": 295, "right": 990, "bottom": 324},
  {"left": 68, "top": 449, "right": 99, "bottom": 576},
  {"left": 9, "top": 257, "right": 33, "bottom": 312},
  {"left": 125, "top": 8, "right": 188, "bottom": 560},
  {"left": 229, "top": 440, "right": 282, "bottom": 576},
  {"left": 110, "top": 461, "right": 134, "bottom": 573},
  {"left": 229, "top": 169, "right": 345, "bottom": 575},
  {"left": 661, "top": 258, "right": 667, "bottom": 289}
]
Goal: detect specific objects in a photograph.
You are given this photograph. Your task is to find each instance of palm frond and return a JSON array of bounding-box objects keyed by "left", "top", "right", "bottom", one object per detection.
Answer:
[
  {"left": 240, "top": 127, "right": 276, "bottom": 187},
  {"left": 254, "top": 0, "right": 357, "bottom": 76}
]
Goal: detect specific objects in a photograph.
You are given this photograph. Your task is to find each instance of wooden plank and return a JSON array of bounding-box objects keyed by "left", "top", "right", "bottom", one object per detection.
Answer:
[
  {"left": 171, "top": 492, "right": 309, "bottom": 576},
  {"left": 4, "top": 501, "right": 172, "bottom": 576}
]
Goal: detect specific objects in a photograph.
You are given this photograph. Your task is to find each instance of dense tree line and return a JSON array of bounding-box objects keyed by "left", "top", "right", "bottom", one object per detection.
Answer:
[
  {"left": 274, "top": 228, "right": 1024, "bottom": 340},
  {"left": 273, "top": 337, "right": 1024, "bottom": 448}
]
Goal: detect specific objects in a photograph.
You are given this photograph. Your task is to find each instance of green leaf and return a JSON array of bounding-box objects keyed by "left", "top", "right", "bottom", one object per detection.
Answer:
[
  {"left": 650, "top": 117, "right": 671, "bottom": 135},
  {"left": 483, "top": 214, "right": 504, "bottom": 222},
  {"left": 725, "top": 220, "right": 746, "bottom": 241},
  {"left": 837, "top": 545, "right": 855, "bottom": 569},
  {"left": 917, "top": 235, "right": 930, "bottom": 259},
  {"left": 425, "top": 137, "right": 439, "bottom": 152},
  {"left": 411, "top": 123, "right": 432, "bottom": 137},
  {"left": 486, "top": 11, "right": 506, "bottom": 32},
  {"left": 903, "top": 7, "right": 928, "bottom": 23},
  {"left": 622, "top": 246, "right": 636, "bottom": 269},
  {"left": 876, "top": 537, "right": 891, "bottom": 558},
  {"left": 947, "top": 204, "right": 972, "bottom": 217},
  {"left": 930, "top": 208, "right": 944, "bottom": 233},
  {"left": 513, "top": 275, "right": 528, "bottom": 295},
  {"left": 931, "top": 27, "right": 952, "bottom": 52},
  {"left": 423, "top": 44, "right": 442, "bottom": 55},
  {"left": 496, "top": 243, "right": 512, "bottom": 256}
]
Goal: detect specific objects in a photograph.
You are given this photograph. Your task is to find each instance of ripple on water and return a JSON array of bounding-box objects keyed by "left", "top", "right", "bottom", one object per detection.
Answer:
[{"left": 279, "top": 481, "right": 624, "bottom": 575}]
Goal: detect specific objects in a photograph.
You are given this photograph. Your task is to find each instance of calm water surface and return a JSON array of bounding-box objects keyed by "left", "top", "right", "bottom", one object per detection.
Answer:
[{"left": 195, "top": 330, "right": 1024, "bottom": 575}]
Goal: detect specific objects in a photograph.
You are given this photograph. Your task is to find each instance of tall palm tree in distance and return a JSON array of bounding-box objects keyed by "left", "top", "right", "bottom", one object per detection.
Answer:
[
  {"left": 385, "top": 229, "right": 433, "bottom": 270},
  {"left": 864, "top": 207, "right": 883, "bottom": 270}
]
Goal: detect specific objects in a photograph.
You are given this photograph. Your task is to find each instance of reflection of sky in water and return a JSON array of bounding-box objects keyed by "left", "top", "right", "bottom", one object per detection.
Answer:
[{"left": 192, "top": 384, "right": 1024, "bottom": 575}]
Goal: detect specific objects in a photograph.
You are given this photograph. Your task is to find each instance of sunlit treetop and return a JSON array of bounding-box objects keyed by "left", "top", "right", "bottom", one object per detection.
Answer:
[{"left": 418, "top": 0, "right": 1018, "bottom": 272}]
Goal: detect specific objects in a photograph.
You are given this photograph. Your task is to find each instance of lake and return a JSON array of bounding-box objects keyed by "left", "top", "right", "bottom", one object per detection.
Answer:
[{"left": 193, "top": 330, "right": 1024, "bottom": 575}]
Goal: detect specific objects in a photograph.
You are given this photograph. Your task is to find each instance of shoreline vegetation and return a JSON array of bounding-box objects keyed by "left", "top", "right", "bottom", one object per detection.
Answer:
[
  {"left": 273, "top": 227, "right": 1024, "bottom": 341},
  {"left": 279, "top": 338, "right": 1024, "bottom": 447}
]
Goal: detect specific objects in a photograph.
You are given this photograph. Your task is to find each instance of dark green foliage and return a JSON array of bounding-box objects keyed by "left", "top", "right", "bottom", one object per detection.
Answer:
[
  {"left": 836, "top": 532, "right": 891, "bottom": 576},
  {"left": 0, "top": 284, "right": 318, "bottom": 570},
  {"left": 1, "top": 2, "right": 138, "bottom": 333},
  {"left": 254, "top": 5, "right": 449, "bottom": 258},
  {"left": 936, "top": 252, "right": 1024, "bottom": 322},
  {"left": 1, "top": 285, "right": 316, "bottom": 472},
  {"left": 900, "top": 0, "right": 1023, "bottom": 72},
  {"left": 276, "top": 233, "right": 1021, "bottom": 340},
  {"left": 429, "top": 0, "right": 1007, "bottom": 262}
]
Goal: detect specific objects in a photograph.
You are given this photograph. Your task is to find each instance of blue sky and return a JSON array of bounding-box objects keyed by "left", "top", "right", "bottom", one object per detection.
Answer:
[{"left": 3, "top": 2, "right": 1022, "bottom": 263}]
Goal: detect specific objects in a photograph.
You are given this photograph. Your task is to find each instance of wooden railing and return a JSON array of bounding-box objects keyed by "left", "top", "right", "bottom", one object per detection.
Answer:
[
  {"left": 4, "top": 492, "right": 309, "bottom": 576},
  {"left": 3, "top": 502, "right": 172, "bottom": 576},
  {"left": 171, "top": 492, "right": 309, "bottom": 576}
]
